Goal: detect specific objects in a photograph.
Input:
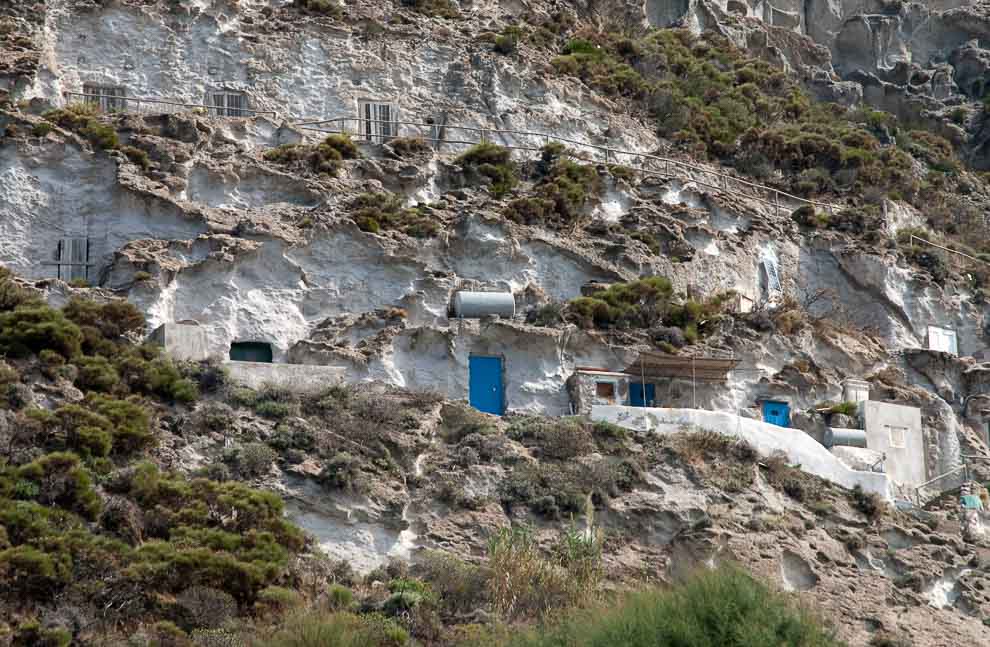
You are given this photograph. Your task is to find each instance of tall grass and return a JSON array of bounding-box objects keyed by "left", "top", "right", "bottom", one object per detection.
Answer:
[{"left": 500, "top": 566, "right": 843, "bottom": 647}]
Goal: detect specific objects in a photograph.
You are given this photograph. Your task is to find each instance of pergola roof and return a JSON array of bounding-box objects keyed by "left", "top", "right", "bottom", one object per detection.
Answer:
[{"left": 621, "top": 350, "right": 740, "bottom": 382}]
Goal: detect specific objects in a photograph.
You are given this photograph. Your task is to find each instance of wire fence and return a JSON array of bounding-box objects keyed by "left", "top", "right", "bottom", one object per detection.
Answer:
[
  {"left": 294, "top": 116, "right": 844, "bottom": 220},
  {"left": 62, "top": 91, "right": 278, "bottom": 119}
]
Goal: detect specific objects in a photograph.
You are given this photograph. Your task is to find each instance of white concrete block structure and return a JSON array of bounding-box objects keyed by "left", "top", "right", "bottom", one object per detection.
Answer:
[{"left": 863, "top": 401, "right": 926, "bottom": 489}]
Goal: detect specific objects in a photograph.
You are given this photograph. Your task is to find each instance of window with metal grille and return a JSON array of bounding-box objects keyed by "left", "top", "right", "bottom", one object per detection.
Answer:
[
  {"left": 82, "top": 84, "right": 126, "bottom": 112},
  {"left": 55, "top": 238, "right": 90, "bottom": 282},
  {"left": 358, "top": 100, "right": 397, "bottom": 143},
  {"left": 887, "top": 425, "right": 907, "bottom": 449},
  {"left": 210, "top": 92, "right": 249, "bottom": 117}
]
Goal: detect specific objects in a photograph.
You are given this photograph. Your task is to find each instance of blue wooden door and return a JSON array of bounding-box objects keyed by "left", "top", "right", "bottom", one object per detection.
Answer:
[
  {"left": 469, "top": 356, "right": 504, "bottom": 415},
  {"left": 762, "top": 401, "right": 790, "bottom": 427},
  {"left": 629, "top": 383, "right": 656, "bottom": 407}
]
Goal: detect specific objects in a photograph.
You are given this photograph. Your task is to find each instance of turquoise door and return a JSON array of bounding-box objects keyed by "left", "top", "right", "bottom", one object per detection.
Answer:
[
  {"left": 469, "top": 356, "right": 504, "bottom": 415},
  {"left": 762, "top": 401, "right": 790, "bottom": 427},
  {"left": 629, "top": 383, "right": 656, "bottom": 407}
]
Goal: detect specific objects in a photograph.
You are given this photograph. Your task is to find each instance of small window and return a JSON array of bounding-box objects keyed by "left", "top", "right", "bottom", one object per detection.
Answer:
[
  {"left": 927, "top": 326, "right": 958, "bottom": 355},
  {"left": 83, "top": 84, "right": 126, "bottom": 112},
  {"left": 358, "top": 100, "right": 397, "bottom": 143},
  {"left": 210, "top": 92, "right": 249, "bottom": 117},
  {"left": 887, "top": 425, "right": 907, "bottom": 449},
  {"left": 56, "top": 238, "right": 90, "bottom": 282},
  {"left": 594, "top": 380, "right": 617, "bottom": 405}
]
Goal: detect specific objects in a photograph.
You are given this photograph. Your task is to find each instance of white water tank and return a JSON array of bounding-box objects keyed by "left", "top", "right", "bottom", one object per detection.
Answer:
[
  {"left": 452, "top": 291, "right": 515, "bottom": 319},
  {"left": 824, "top": 427, "right": 868, "bottom": 448}
]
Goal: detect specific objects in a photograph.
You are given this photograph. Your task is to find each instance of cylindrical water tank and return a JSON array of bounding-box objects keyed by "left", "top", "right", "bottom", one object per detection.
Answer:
[
  {"left": 452, "top": 291, "right": 515, "bottom": 319},
  {"left": 824, "top": 427, "right": 868, "bottom": 448}
]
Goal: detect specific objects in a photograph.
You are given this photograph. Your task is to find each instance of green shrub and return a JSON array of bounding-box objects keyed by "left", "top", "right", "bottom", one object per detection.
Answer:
[
  {"left": 11, "top": 619, "right": 71, "bottom": 647},
  {"left": 265, "top": 610, "right": 409, "bottom": 647},
  {"left": 236, "top": 442, "right": 277, "bottom": 478},
  {"left": 494, "top": 27, "right": 523, "bottom": 55},
  {"left": 416, "top": 550, "right": 489, "bottom": 615},
  {"left": 506, "top": 145, "right": 603, "bottom": 228},
  {"left": 255, "top": 400, "right": 294, "bottom": 419},
  {"left": 319, "top": 452, "right": 364, "bottom": 492},
  {"left": 256, "top": 585, "right": 305, "bottom": 615},
  {"left": 63, "top": 297, "right": 145, "bottom": 340},
  {"left": 488, "top": 525, "right": 596, "bottom": 621},
  {"left": 31, "top": 122, "right": 53, "bottom": 137},
  {"left": 296, "top": 0, "right": 343, "bottom": 17},
  {"left": 75, "top": 355, "right": 120, "bottom": 392},
  {"left": 264, "top": 134, "right": 359, "bottom": 177},
  {"left": 87, "top": 393, "right": 154, "bottom": 455},
  {"left": 455, "top": 142, "right": 518, "bottom": 197},
  {"left": 502, "top": 566, "right": 841, "bottom": 647},
  {"left": 388, "top": 136, "right": 431, "bottom": 156},
  {"left": 0, "top": 546, "right": 67, "bottom": 596},
  {"left": 0, "top": 305, "right": 83, "bottom": 358},
  {"left": 850, "top": 485, "right": 884, "bottom": 522},
  {"left": 17, "top": 451, "right": 101, "bottom": 519},
  {"left": 327, "top": 583, "right": 354, "bottom": 610},
  {"left": 826, "top": 401, "right": 858, "bottom": 416},
  {"left": 176, "top": 585, "right": 238, "bottom": 630},
  {"left": 349, "top": 192, "right": 440, "bottom": 238},
  {"left": 507, "top": 416, "right": 595, "bottom": 460},
  {"left": 0, "top": 267, "right": 41, "bottom": 311},
  {"left": 402, "top": 0, "right": 459, "bottom": 19},
  {"left": 566, "top": 277, "right": 675, "bottom": 330},
  {"left": 120, "top": 144, "right": 151, "bottom": 171},
  {"left": 43, "top": 103, "right": 119, "bottom": 150}
]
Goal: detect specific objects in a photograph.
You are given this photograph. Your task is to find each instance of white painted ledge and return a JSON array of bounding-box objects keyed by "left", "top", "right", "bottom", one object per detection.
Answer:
[{"left": 592, "top": 405, "right": 892, "bottom": 500}]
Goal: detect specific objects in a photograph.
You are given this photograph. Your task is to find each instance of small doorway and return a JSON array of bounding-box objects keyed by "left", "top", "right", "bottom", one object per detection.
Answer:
[
  {"left": 469, "top": 355, "right": 504, "bottom": 415},
  {"left": 229, "top": 341, "right": 273, "bottom": 363},
  {"left": 629, "top": 382, "right": 656, "bottom": 408},
  {"left": 762, "top": 400, "right": 790, "bottom": 427}
]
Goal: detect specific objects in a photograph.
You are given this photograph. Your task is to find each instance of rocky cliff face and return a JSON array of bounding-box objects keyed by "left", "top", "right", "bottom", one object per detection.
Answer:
[{"left": 3, "top": 0, "right": 990, "bottom": 643}]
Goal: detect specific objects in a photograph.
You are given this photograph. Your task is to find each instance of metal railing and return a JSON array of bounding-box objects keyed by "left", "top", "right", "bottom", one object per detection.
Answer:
[
  {"left": 914, "top": 465, "right": 969, "bottom": 506},
  {"left": 293, "top": 116, "right": 844, "bottom": 219},
  {"left": 62, "top": 92, "right": 277, "bottom": 119},
  {"left": 908, "top": 234, "right": 990, "bottom": 268}
]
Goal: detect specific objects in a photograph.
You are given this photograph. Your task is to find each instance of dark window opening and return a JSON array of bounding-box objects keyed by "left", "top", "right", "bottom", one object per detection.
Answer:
[
  {"left": 229, "top": 341, "right": 273, "bottom": 363},
  {"left": 211, "top": 92, "right": 249, "bottom": 117},
  {"left": 83, "top": 84, "right": 126, "bottom": 112}
]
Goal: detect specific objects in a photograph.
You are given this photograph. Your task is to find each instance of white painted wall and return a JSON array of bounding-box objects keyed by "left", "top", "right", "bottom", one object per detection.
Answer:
[
  {"left": 591, "top": 405, "right": 893, "bottom": 500},
  {"left": 863, "top": 401, "right": 926, "bottom": 488}
]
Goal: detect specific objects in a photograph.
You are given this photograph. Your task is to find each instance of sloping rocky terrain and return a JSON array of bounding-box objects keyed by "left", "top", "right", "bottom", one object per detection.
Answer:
[{"left": 3, "top": 0, "right": 990, "bottom": 645}]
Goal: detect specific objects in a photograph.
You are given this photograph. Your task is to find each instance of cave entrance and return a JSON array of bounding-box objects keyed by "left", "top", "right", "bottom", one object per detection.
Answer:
[{"left": 229, "top": 341, "right": 273, "bottom": 363}]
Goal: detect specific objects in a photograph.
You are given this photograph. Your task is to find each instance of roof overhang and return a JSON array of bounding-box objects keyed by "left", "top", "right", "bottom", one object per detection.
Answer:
[{"left": 621, "top": 350, "right": 740, "bottom": 382}]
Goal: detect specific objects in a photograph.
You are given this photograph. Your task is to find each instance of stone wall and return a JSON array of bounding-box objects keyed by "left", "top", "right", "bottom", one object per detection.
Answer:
[{"left": 224, "top": 361, "right": 347, "bottom": 394}]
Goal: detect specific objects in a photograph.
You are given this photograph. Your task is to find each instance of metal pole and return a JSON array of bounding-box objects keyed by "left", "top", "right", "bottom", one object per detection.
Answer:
[
  {"left": 692, "top": 355, "right": 697, "bottom": 409},
  {"left": 641, "top": 354, "right": 647, "bottom": 408}
]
